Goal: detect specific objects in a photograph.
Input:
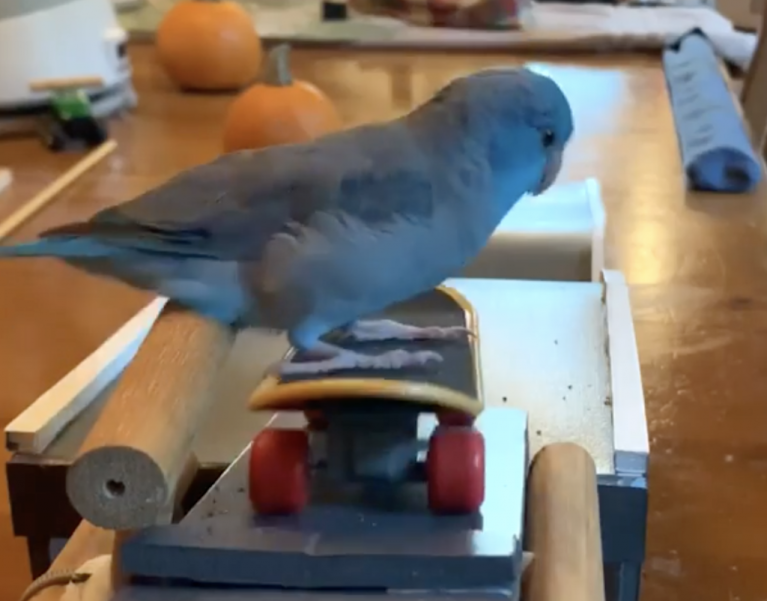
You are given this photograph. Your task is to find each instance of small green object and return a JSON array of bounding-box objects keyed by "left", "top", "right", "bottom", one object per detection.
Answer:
[{"left": 51, "top": 89, "right": 92, "bottom": 121}]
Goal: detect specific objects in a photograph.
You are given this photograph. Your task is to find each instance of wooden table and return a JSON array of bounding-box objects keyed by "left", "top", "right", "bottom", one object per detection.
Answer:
[{"left": 2, "top": 43, "right": 767, "bottom": 601}]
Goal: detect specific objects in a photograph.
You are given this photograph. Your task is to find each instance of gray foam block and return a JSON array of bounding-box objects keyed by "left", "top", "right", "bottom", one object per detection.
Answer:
[{"left": 120, "top": 408, "right": 528, "bottom": 591}]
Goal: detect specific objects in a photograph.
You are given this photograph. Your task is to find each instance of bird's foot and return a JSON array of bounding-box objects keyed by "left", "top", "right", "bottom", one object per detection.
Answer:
[
  {"left": 272, "top": 343, "right": 443, "bottom": 377},
  {"left": 338, "top": 319, "right": 472, "bottom": 343}
]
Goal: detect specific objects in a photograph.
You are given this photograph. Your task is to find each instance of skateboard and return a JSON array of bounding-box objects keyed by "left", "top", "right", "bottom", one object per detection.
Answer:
[
  {"left": 117, "top": 287, "right": 528, "bottom": 591},
  {"left": 247, "top": 285, "right": 485, "bottom": 516}
]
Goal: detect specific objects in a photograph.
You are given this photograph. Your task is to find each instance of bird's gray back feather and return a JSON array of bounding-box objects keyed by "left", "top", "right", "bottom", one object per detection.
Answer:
[
  {"left": 247, "top": 129, "right": 501, "bottom": 336},
  {"left": 68, "top": 120, "right": 437, "bottom": 262},
  {"left": 41, "top": 120, "right": 458, "bottom": 329},
  {"left": 36, "top": 67, "right": 566, "bottom": 334}
]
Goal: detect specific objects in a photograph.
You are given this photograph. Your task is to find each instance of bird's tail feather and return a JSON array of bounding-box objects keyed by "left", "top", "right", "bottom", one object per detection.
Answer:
[{"left": 0, "top": 237, "right": 117, "bottom": 259}]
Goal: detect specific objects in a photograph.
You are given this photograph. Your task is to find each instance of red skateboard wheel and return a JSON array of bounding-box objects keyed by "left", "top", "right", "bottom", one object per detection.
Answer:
[
  {"left": 248, "top": 428, "right": 309, "bottom": 514},
  {"left": 427, "top": 426, "right": 485, "bottom": 513}
]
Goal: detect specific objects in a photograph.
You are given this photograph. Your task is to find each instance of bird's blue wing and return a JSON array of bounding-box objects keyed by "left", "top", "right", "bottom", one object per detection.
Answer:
[{"left": 41, "top": 123, "right": 437, "bottom": 261}]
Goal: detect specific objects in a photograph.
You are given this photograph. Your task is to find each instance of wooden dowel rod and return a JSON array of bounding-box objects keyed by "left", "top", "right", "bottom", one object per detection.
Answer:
[
  {"left": 66, "top": 305, "right": 234, "bottom": 530},
  {"left": 0, "top": 140, "right": 117, "bottom": 240},
  {"left": 29, "top": 76, "right": 105, "bottom": 92},
  {"left": 524, "top": 442, "right": 605, "bottom": 601}
]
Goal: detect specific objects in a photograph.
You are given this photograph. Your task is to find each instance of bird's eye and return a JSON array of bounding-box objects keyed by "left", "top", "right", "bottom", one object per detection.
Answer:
[{"left": 542, "top": 130, "right": 555, "bottom": 147}]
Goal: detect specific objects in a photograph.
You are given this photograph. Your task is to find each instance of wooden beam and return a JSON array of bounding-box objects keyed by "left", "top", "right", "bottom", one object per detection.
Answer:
[{"left": 4, "top": 297, "right": 166, "bottom": 454}]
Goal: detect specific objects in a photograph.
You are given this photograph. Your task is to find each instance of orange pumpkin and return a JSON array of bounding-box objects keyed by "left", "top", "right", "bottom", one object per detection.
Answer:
[
  {"left": 156, "top": 0, "right": 262, "bottom": 92},
  {"left": 222, "top": 44, "right": 342, "bottom": 152}
]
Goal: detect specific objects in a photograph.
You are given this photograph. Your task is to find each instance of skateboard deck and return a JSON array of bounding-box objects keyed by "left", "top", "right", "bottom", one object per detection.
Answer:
[{"left": 249, "top": 286, "right": 483, "bottom": 416}]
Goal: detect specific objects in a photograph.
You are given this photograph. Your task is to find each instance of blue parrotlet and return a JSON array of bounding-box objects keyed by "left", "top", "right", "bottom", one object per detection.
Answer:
[{"left": 0, "top": 67, "right": 573, "bottom": 376}]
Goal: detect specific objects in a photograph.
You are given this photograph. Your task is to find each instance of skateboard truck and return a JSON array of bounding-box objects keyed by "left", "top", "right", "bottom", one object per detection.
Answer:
[{"left": 248, "top": 377, "right": 485, "bottom": 515}]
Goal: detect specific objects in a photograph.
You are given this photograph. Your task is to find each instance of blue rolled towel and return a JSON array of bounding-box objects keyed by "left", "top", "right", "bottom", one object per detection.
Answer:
[{"left": 663, "top": 28, "right": 762, "bottom": 194}]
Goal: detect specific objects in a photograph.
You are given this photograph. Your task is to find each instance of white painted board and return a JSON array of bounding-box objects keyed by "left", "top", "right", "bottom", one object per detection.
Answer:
[
  {"left": 463, "top": 177, "right": 606, "bottom": 282},
  {"left": 601, "top": 270, "right": 649, "bottom": 476},
  {"left": 4, "top": 297, "right": 166, "bottom": 453},
  {"left": 10, "top": 277, "right": 647, "bottom": 478}
]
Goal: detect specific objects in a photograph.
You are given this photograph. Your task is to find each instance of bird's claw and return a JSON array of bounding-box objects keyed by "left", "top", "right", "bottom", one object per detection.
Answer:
[
  {"left": 337, "top": 319, "right": 474, "bottom": 343},
  {"left": 270, "top": 348, "right": 443, "bottom": 377}
]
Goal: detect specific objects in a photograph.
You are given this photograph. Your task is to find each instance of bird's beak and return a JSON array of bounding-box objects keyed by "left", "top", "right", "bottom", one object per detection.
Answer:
[{"left": 533, "top": 149, "right": 563, "bottom": 196}]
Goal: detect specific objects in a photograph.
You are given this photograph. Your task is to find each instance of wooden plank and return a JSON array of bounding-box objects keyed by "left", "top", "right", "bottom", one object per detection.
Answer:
[
  {"left": 0, "top": 139, "right": 117, "bottom": 240},
  {"left": 601, "top": 270, "right": 649, "bottom": 476},
  {"left": 4, "top": 297, "right": 167, "bottom": 454}
]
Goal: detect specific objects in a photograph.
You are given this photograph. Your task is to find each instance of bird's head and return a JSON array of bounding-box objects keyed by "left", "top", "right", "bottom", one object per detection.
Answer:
[{"left": 428, "top": 67, "right": 574, "bottom": 196}]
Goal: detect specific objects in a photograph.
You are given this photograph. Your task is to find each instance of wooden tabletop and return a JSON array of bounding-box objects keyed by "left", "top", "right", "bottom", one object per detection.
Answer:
[{"left": 1, "top": 43, "right": 766, "bottom": 601}]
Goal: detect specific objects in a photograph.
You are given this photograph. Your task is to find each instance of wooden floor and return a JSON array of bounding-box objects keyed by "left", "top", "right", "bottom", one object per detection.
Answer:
[{"left": 2, "top": 44, "right": 767, "bottom": 601}]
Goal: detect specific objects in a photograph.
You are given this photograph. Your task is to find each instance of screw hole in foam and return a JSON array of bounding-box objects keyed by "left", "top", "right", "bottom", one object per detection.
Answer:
[{"left": 105, "top": 479, "right": 126, "bottom": 498}]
